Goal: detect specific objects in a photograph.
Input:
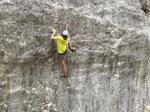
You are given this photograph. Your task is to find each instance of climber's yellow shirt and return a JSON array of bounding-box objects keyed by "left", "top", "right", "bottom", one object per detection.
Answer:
[{"left": 57, "top": 35, "right": 68, "bottom": 54}]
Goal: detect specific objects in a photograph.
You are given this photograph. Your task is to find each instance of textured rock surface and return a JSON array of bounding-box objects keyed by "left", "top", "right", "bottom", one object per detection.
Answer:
[
  {"left": 140, "top": 0, "right": 150, "bottom": 15},
  {"left": 0, "top": 0, "right": 150, "bottom": 112}
]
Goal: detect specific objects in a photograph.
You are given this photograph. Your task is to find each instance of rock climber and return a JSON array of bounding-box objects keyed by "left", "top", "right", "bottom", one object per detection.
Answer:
[{"left": 50, "top": 25, "right": 76, "bottom": 78}]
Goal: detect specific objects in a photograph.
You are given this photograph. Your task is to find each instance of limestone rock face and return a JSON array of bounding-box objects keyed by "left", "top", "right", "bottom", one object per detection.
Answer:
[
  {"left": 0, "top": 0, "right": 150, "bottom": 112},
  {"left": 140, "top": 0, "right": 150, "bottom": 14}
]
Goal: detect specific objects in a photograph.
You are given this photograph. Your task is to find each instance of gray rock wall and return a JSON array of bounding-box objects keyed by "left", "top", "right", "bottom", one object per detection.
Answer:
[
  {"left": 140, "top": 0, "right": 150, "bottom": 13},
  {"left": 0, "top": 0, "right": 150, "bottom": 112}
]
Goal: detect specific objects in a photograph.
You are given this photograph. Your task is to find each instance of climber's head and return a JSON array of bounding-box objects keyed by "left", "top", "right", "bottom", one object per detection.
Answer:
[{"left": 62, "top": 30, "right": 68, "bottom": 40}]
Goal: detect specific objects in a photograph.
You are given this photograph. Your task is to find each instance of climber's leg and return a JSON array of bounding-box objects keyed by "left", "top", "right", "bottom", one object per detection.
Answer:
[
  {"left": 60, "top": 60, "right": 68, "bottom": 77},
  {"left": 58, "top": 53, "right": 68, "bottom": 77}
]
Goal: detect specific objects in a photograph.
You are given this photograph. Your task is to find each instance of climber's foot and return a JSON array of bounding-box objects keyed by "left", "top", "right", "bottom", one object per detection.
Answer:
[{"left": 61, "top": 75, "right": 67, "bottom": 78}]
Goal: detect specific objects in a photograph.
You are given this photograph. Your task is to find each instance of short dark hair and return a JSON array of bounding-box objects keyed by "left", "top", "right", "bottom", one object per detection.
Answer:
[{"left": 62, "top": 34, "right": 68, "bottom": 40}]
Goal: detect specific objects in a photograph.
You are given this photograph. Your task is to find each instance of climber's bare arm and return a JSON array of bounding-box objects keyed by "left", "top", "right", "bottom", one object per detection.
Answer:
[
  {"left": 68, "top": 40, "right": 76, "bottom": 51},
  {"left": 66, "top": 24, "right": 69, "bottom": 30},
  {"left": 50, "top": 29, "right": 58, "bottom": 40},
  {"left": 65, "top": 24, "right": 73, "bottom": 50},
  {"left": 68, "top": 41, "right": 72, "bottom": 50}
]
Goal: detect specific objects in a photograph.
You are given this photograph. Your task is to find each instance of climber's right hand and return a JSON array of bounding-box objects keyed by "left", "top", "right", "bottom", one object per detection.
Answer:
[
  {"left": 52, "top": 28, "right": 56, "bottom": 35},
  {"left": 71, "top": 47, "right": 76, "bottom": 52}
]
